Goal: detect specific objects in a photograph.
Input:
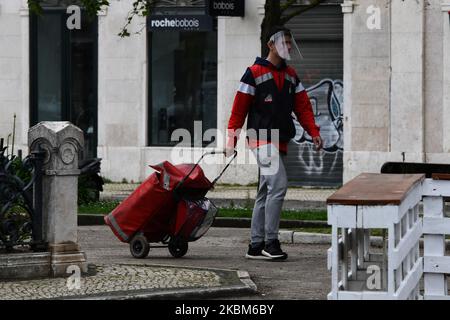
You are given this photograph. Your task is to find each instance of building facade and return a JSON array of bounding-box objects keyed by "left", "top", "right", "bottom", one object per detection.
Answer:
[
  {"left": 0, "top": 0, "right": 345, "bottom": 186},
  {"left": 342, "top": 0, "right": 450, "bottom": 182}
]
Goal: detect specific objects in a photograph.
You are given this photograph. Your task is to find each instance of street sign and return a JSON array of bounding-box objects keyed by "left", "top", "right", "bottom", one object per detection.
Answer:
[
  {"left": 207, "top": 0, "right": 245, "bottom": 17},
  {"left": 148, "top": 15, "right": 213, "bottom": 32}
]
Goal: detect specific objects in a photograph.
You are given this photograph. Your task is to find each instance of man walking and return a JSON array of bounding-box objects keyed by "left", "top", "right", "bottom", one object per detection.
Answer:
[{"left": 225, "top": 26, "right": 323, "bottom": 260}]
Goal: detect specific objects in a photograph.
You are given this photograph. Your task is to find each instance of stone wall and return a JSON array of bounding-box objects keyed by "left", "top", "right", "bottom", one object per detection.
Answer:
[
  {"left": 96, "top": 1, "right": 147, "bottom": 182},
  {"left": 343, "top": 0, "right": 450, "bottom": 183},
  {"left": 97, "top": 0, "right": 264, "bottom": 184},
  {"left": 0, "top": 0, "right": 29, "bottom": 152}
]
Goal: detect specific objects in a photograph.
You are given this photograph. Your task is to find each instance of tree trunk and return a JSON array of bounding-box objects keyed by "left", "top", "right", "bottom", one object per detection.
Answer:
[
  {"left": 260, "top": 0, "right": 281, "bottom": 57},
  {"left": 260, "top": 0, "right": 326, "bottom": 58}
]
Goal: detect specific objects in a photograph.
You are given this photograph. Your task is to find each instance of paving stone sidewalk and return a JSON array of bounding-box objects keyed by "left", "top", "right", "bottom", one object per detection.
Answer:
[
  {"left": 0, "top": 227, "right": 332, "bottom": 300},
  {"left": 0, "top": 264, "right": 256, "bottom": 300}
]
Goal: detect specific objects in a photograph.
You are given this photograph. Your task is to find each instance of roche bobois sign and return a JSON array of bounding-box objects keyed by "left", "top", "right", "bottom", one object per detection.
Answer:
[
  {"left": 148, "top": 15, "right": 213, "bottom": 31},
  {"left": 208, "top": 0, "right": 245, "bottom": 17}
]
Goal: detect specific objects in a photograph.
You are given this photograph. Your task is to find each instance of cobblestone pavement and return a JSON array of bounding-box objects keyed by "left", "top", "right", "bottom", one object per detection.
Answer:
[
  {"left": 0, "top": 264, "right": 226, "bottom": 300},
  {"left": 0, "top": 226, "right": 330, "bottom": 300},
  {"left": 79, "top": 226, "right": 331, "bottom": 300}
]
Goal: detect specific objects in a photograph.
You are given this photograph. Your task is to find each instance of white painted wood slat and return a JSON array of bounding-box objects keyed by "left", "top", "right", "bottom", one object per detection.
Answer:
[
  {"left": 424, "top": 256, "right": 450, "bottom": 274},
  {"left": 394, "top": 258, "right": 423, "bottom": 300},
  {"left": 423, "top": 217, "right": 450, "bottom": 235},
  {"left": 391, "top": 220, "right": 422, "bottom": 270}
]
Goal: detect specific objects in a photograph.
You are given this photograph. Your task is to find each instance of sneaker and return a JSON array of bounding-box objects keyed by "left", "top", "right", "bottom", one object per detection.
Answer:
[
  {"left": 262, "top": 239, "right": 288, "bottom": 260},
  {"left": 245, "top": 242, "right": 271, "bottom": 260}
]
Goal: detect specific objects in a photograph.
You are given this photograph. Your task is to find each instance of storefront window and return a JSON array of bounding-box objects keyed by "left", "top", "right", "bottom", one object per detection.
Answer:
[
  {"left": 30, "top": 8, "right": 98, "bottom": 159},
  {"left": 149, "top": 31, "right": 217, "bottom": 146}
]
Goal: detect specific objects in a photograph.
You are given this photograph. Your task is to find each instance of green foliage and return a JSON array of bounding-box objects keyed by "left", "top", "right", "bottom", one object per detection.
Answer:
[
  {"left": 78, "top": 200, "right": 120, "bottom": 214},
  {"left": 78, "top": 174, "right": 103, "bottom": 205},
  {"left": 28, "top": 0, "right": 109, "bottom": 16},
  {"left": 27, "top": 0, "right": 43, "bottom": 15},
  {"left": 117, "top": 0, "right": 159, "bottom": 37},
  {"left": 291, "top": 227, "right": 331, "bottom": 234},
  {"left": 80, "top": 0, "right": 110, "bottom": 17},
  {"left": 77, "top": 201, "right": 327, "bottom": 221},
  {"left": 101, "top": 176, "right": 113, "bottom": 184},
  {"left": 8, "top": 156, "right": 32, "bottom": 185},
  {"left": 28, "top": 0, "right": 325, "bottom": 44},
  {"left": 218, "top": 208, "right": 327, "bottom": 221},
  {"left": 261, "top": 0, "right": 327, "bottom": 56},
  {"left": 78, "top": 175, "right": 95, "bottom": 205}
]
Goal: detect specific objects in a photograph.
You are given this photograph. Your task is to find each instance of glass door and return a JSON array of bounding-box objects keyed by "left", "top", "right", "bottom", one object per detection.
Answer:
[
  {"left": 30, "top": 9, "right": 98, "bottom": 159},
  {"left": 149, "top": 30, "right": 217, "bottom": 146}
]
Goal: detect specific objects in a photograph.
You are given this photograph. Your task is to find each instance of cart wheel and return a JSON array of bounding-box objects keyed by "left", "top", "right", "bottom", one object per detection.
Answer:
[
  {"left": 168, "top": 238, "right": 188, "bottom": 258},
  {"left": 130, "top": 234, "right": 150, "bottom": 259}
]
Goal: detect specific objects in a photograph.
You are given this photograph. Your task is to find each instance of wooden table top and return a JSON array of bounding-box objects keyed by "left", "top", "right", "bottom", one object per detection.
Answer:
[
  {"left": 432, "top": 173, "right": 450, "bottom": 181},
  {"left": 327, "top": 173, "right": 425, "bottom": 205}
]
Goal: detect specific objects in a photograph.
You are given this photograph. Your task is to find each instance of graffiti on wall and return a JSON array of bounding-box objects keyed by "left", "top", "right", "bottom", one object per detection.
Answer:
[{"left": 287, "top": 79, "right": 344, "bottom": 185}]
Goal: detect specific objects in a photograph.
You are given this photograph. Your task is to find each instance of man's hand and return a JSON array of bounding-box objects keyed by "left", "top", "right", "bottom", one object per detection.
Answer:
[
  {"left": 312, "top": 136, "right": 323, "bottom": 151},
  {"left": 224, "top": 147, "right": 236, "bottom": 158}
]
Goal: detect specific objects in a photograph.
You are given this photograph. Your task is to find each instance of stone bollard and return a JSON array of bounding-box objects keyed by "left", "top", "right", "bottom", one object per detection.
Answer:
[{"left": 29, "top": 121, "right": 88, "bottom": 277}]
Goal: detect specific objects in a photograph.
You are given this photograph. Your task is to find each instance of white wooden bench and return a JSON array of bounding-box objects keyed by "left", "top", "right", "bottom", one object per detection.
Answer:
[
  {"left": 327, "top": 173, "right": 424, "bottom": 300},
  {"left": 422, "top": 174, "right": 450, "bottom": 300}
]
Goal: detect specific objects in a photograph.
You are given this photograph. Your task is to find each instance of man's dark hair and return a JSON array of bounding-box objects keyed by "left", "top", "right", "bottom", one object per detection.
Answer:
[{"left": 266, "top": 26, "right": 291, "bottom": 43}]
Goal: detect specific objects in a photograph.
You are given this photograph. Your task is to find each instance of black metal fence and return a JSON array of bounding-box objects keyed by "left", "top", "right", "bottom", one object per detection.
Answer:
[{"left": 0, "top": 138, "right": 46, "bottom": 252}]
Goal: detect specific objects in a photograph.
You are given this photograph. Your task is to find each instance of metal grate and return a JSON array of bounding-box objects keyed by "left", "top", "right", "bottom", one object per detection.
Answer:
[{"left": 284, "top": 4, "right": 344, "bottom": 187}]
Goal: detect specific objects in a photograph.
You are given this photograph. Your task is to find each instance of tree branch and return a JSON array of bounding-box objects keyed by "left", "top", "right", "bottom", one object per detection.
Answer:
[
  {"left": 280, "top": 0, "right": 297, "bottom": 15},
  {"left": 28, "top": 0, "right": 109, "bottom": 16},
  {"left": 280, "top": 0, "right": 327, "bottom": 25},
  {"left": 80, "top": 0, "right": 110, "bottom": 18},
  {"left": 119, "top": 0, "right": 160, "bottom": 37},
  {"left": 27, "top": 0, "right": 43, "bottom": 15}
]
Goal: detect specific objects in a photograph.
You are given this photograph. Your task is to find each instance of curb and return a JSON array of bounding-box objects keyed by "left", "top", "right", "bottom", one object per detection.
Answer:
[
  {"left": 210, "top": 199, "right": 326, "bottom": 211},
  {"left": 78, "top": 214, "right": 328, "bottom": 229},
  {"left": 279, "top": 231, "right": 331, "bottom": 245},
  {"left": 278, "top": 231, "right": 450, "bottom": 249},
  {"left": 64, "top": 267, "right": 257, "bottom": 300},
  {"left": 212, "top": 217, "right": 328, "bottom": 229},
  {"left": 100, "top": 194, "right": 327, "bottom": 211}
]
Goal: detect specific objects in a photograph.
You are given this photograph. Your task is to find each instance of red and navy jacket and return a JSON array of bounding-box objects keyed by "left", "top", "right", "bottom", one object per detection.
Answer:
[{"left": 227, "top": 57, "right": 320, "bottom": 154}]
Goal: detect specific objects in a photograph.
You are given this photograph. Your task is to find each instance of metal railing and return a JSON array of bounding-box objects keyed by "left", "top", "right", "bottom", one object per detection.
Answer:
[{"left": 0, "top": 138, "right": 46, "bottom": 252}]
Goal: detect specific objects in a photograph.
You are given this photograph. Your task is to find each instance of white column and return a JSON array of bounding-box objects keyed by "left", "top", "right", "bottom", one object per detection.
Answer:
[
  {"left": 390, "top": 0, "right": 425, "bottom": 158},
  {"left": 423, "top": 196, "right": 447, "bottom": 298},
  {"left": 215, "top": 0, "right": 263, "bottom": 184},
  {"left": 97, "top": 2, "right": 145, "bottom": 182},
  {"left": 442, "top": 3, "right": 450, "bottom": 153},
  {"left": 341, "top": 0, "right": 354, "bottom": 166},
  {"left": 19, "top": 3, "right": 29, "bottom": 149},
  {"left": 0, "top": 0, "right": 28, "bottom": 153}
]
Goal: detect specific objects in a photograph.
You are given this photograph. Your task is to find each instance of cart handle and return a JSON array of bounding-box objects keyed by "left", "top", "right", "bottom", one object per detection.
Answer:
[{"left": 174, "top": 150, "right": 237, "bottom": 191}]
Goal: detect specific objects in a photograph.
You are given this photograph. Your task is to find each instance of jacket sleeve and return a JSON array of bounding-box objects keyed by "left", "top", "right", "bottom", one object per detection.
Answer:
[
  {"left": 226, "top": 68, "right": 256, "bottom": 148},
  {"left": 293, "top": 76, "right": 320, "bottom": 138}
]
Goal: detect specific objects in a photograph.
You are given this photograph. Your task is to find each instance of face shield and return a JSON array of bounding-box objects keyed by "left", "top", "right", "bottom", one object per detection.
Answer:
[{"left": 269, "top": 30, "right": 303, "bottom": 61}]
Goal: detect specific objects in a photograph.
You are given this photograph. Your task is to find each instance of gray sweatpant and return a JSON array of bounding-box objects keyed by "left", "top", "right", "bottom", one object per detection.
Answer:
[{"left": 250, "top": 144, "right": 288, "bottom": 245}]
